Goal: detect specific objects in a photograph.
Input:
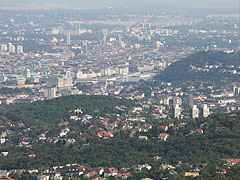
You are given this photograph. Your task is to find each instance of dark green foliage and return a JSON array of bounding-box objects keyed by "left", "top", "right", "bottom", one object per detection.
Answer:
[
  {"left": 0, "top": 95, "right": 239, "bottom": 180},
  {"left": 155, "top": 51, "right": 240, "bottom": 82},
  {"left": 0, "top": 95, "right": 134, "bottom": 127}
]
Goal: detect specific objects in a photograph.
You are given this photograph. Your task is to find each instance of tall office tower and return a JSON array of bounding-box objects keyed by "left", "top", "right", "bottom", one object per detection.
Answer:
[
  {"left": 78, "top": 23, "right": 81, "bottom": 35},
  {"left": 1, "top": 44, "right": 8, "bottom": 51},
  {"left": 9, "top": 44, "right": 16, "bottom": 53},
  {"left": 104, "top": 78, "right": 108, "bottom": 90},
  {"left": 17, "top": 45, "right": 23, "bottom": 54},
  {"left": 201, "top": 104, "right": 210, "bottom": 118},
  {"left": 173, "top": 104, "right": 181, "bottom": 119},
  {"left": 191, "top": 105, "right": 199, "bottom": 119},
  {"left": 47, "top": 76, "right": 73, "bottom": 89},
  {"left": 45, "top": 87, "right": 57, "bottom": 99},
  {"left": 67, "top": 31, "right": 71, "bottom": 46},
  {"left": 118, "top": 34, "right": 122, "bottom": 43},
  {"left": 230, "top": 84, "right": 240, "bottom": 95},
  {"left": 102, "top": 29, "right": 108, "bottom": 45},
  {"left": 122, "top": 73, "right": 129, "bottom": 83}
]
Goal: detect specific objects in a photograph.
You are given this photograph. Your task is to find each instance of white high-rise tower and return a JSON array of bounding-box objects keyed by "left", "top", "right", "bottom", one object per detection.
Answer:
[{"left": 67, "top": 31, "right": 71, "bottom": 46}]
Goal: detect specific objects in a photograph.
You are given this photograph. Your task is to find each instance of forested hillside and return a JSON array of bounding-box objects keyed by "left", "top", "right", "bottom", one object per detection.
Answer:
[
  {"left": 0, "top": 95, "right": 239, "bottom": 180},
  {"left": 155, "top": 51, "right": 240, "bottom": 82}
]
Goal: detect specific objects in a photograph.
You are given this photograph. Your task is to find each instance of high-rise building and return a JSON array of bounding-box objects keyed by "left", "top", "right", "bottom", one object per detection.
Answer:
[
  {"left": 9, "top": 44, "right": 16, "bottom": 53},
  {"left": 47, "top": 75, "right": 73, "bottom": 89},
  {"left": 102, "top": 29, "right": 108, "bottom": 45},
  {"left": 17, "top": 45, "right": 23, "bottom": 54},
  {"left": 118, "top": 34, "right": 122, "bottom": 43},
  {"left": 200, "top": 104, "right": 210, "bottom": 118},
  {"left": 191, "top": 105, "right": 199, "bottom": 119},
  {"left": 45, "top": 87, "right": 57, "bottom": 99},
  {"left": 1, "top": 44, "right": 8, "bottom": 52},
  {"left": 231, "top": 84, "right": 240, "bottom": 95},
  {"left": 122, "top": 73, "right": 129, "bottom": 83},
  {"left": 67, "top": 31, "right": 71, "bottom": 46},
  {"left": 173, "top": 104, "right": 181, "bottom": 119}
]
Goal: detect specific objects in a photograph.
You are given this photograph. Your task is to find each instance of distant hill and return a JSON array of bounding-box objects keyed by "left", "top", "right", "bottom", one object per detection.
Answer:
[{"left": 155, "top": 51, "right": 240, "bottom": 82}]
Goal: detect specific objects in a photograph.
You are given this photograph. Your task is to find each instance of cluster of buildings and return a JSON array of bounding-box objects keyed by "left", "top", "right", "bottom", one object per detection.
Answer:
[
  {"left": 0, "top": 43, "right": 23, "bottom": 55},
  {"left": 0, "top": 9, "right": 238, "bottom": 104}
]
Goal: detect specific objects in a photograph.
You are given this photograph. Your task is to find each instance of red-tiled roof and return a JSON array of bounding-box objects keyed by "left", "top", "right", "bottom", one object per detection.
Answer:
[{"left": 159, "top": 133, "right": 168, "bottom": 137}]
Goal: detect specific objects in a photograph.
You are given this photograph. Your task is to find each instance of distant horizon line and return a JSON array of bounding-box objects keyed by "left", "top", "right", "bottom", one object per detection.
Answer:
[{"left": 0, "top": 4, "right": 238, "bottom": 11}]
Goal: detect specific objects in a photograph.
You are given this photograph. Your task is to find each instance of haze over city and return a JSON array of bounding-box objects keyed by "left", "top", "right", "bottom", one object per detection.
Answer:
[
  {"left": 0, "top": 0, "right": 239, "bottom": 179},
  {"left": 0, "top": 0, "right": 239, "bottom": 9}
]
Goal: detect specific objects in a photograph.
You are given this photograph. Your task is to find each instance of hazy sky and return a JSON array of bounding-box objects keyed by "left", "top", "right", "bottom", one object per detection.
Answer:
[{"left": 0, "top": 0, "right": 239, "bottom": 9}]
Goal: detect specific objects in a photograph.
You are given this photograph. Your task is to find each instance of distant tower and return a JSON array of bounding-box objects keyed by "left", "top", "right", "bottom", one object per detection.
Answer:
[
  {"left": 67, "top": 31, "right": 71, "bottom": 46},
  {"left": 122, "top": 73, "right": 129, "bottom": 83},
  {"left": 102, "top": 29, "right": 108, "bottom": 45},
  {"left": 1, "top": 44, "right": 8, "bottom": 52},
  {"left": 191, "top": 105, "right": 199, "bottom": 119},
  {"left": 118, "top": 34, "right": 122, "bottom": 43},
  {"left": 173, "top": 104, "right": 181, "bottom": 119},
  {"left": 200, "top": 104, "right": 210, "bottom": 118},
  {"left": 45, "top": 87, "right": 57, "bottom": 99},
  {"left": 8, "top": 44, "right": 15, "bottom": 53},
  {"left": 104, "top": 78, "right": 108, "bottom": 90},
  {"left": 78, "top": 23, "right": 81, "bottom": 35},
  {"left": 17, "top": 45, "right": 23, "bottom": 54}
]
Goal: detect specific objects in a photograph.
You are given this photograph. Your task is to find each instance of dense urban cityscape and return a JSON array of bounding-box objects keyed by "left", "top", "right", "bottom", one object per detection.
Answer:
[{"left": 0, "top": 1, "right": 239, "bottom": 180}]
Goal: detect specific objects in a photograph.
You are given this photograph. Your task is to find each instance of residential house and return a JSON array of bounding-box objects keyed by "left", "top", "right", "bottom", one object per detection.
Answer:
[
  {"left": 104, "top": 167, "right": 118, "bottom": 177},
  {"left": 184, "top": 172, "right": 199, "bottom": 177},
  {"left": 59, "top": 127, "right": 70, "bottom": 137},
  {"left": 177, "top": 123, "right": 187, "bottom": 129},
  {"left": 0, "top": 138, "right": 6, "bottom": 144},
  {"left": 1, "top": 152, "right": 8, "bottom": 156},
  {"left": 159, "top": 125, "right": 168, "bottom": 131},
  {"left": 158, "top": 133, "right": 169, "bottom": 141},
  {"left": 194, "top": 129, "right": 203, "bottom": 135},
  {"left": 139, "top": 136, "right": 148, "bottom": 140}
]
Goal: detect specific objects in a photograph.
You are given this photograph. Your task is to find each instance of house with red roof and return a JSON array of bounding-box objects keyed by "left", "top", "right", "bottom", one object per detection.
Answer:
[
  {"left": 178, "top": 123, "right": 187, "bottom": 129},
  {"left": 28, "top": 154, "right": 36, "bottom": 158},
  {"left": 58, "top": 121, "right": 69, "bottom": 126},
  {"left": 102, "top": 118, "right": 110, "bottom": 122},
  {"left": 158, "top": 133, "right": 169, "bottom": 141},
  {"left": 216, "top": 127, "right": 225, "bottom": 131},
  {"left": 97, "top": 131, "right": 114, "bottom": 138},
  {"left": 226, "top": 159, "right": 240, "bottom": 165},
  {"left": 159, "top": 125, "right": 168, "bottom": 131},
  {"left": 77, "top": 166, "right": 88, "bottom": 172},
  {"left": 194, "top": 129, "right": 203, "bottom": 135},
  {"left": 104, "top": 167, "right": 118, "bottom": 177},
  {"left": 22, "top": 137, "right": 31, "bottom": 141}
]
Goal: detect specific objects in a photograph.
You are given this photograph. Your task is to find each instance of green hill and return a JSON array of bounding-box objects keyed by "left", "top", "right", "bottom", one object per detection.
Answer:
[
  {"left": 155, "top": 51, "right": 240, "bottom": 82},
  {"left": 0, "top": 95, "right": 239, "bottom": 180},
  {"left": 0, "top": 95, "right": 135, "bottom": 127}
]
